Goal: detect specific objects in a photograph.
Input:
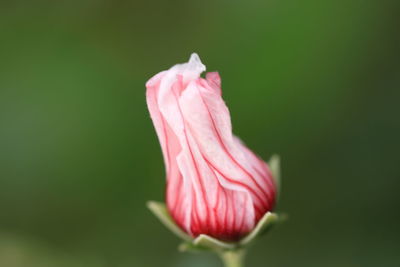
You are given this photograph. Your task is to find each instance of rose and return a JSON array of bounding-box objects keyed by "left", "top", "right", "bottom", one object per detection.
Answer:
[{"left": 146, "top": 53, "right": 276, "bottom": 241}]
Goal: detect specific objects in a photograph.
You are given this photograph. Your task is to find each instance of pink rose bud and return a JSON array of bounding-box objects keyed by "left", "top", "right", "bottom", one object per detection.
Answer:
[{"left": 146, "top": 53, "right": 276, "bottom": 241}]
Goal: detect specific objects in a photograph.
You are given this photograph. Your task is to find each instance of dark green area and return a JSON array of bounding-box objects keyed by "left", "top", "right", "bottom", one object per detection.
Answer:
[{"left": 0, "top": 0, "right": 399, "bottom": 266}]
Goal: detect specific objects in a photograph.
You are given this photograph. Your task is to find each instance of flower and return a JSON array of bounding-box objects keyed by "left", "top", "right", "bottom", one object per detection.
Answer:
[{"left": 146, "top": 53, "right": 276, "bottom": 241}]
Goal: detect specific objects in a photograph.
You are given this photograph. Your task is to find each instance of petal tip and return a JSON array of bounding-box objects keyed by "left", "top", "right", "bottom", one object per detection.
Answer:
[{"left": 188, "top": 52, "right": 206, "bottom": 73}]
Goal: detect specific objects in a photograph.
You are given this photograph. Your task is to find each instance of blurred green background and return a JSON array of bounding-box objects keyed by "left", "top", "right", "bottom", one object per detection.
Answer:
[{"left": 0, "top": 0, "right": 399, "bottom": 266}]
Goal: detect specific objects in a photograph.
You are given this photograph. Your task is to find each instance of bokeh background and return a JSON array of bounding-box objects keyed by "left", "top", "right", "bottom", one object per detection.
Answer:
[{"left": 1, "top": 0, "right": 399, "bottom": 266}]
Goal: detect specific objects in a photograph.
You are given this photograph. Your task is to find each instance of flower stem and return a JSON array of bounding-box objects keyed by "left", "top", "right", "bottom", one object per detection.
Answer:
[{"left": 218, "top": 249, "right": 246, "bottom": 267}]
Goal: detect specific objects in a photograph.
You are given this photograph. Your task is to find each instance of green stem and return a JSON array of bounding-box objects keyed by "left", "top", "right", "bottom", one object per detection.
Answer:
[{"left": 218, "top": 249, "right": 246, "bottom": 267}]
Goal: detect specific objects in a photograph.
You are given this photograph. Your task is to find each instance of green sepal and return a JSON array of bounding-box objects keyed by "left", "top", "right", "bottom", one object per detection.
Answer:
[
  {"left": 147, "top": 153, "right": 284, "bottom": 254},
  {"left": 179, "top": 211, "right": 281, "bottom": 252},
  {"left": 269, "top": 154, "right": 281, "bottom": 197},
  {"left": 179, "top": 234, "right": 236, "bottom": 252},
  {"left": 148, "top": 201, "right": 283, "bottom": 253},
  {"left": 147, "top": 201, "right": 193, "bottom": 242},
  {"left": 239, "top": 212, "right": 278, "bottom": 246}
]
